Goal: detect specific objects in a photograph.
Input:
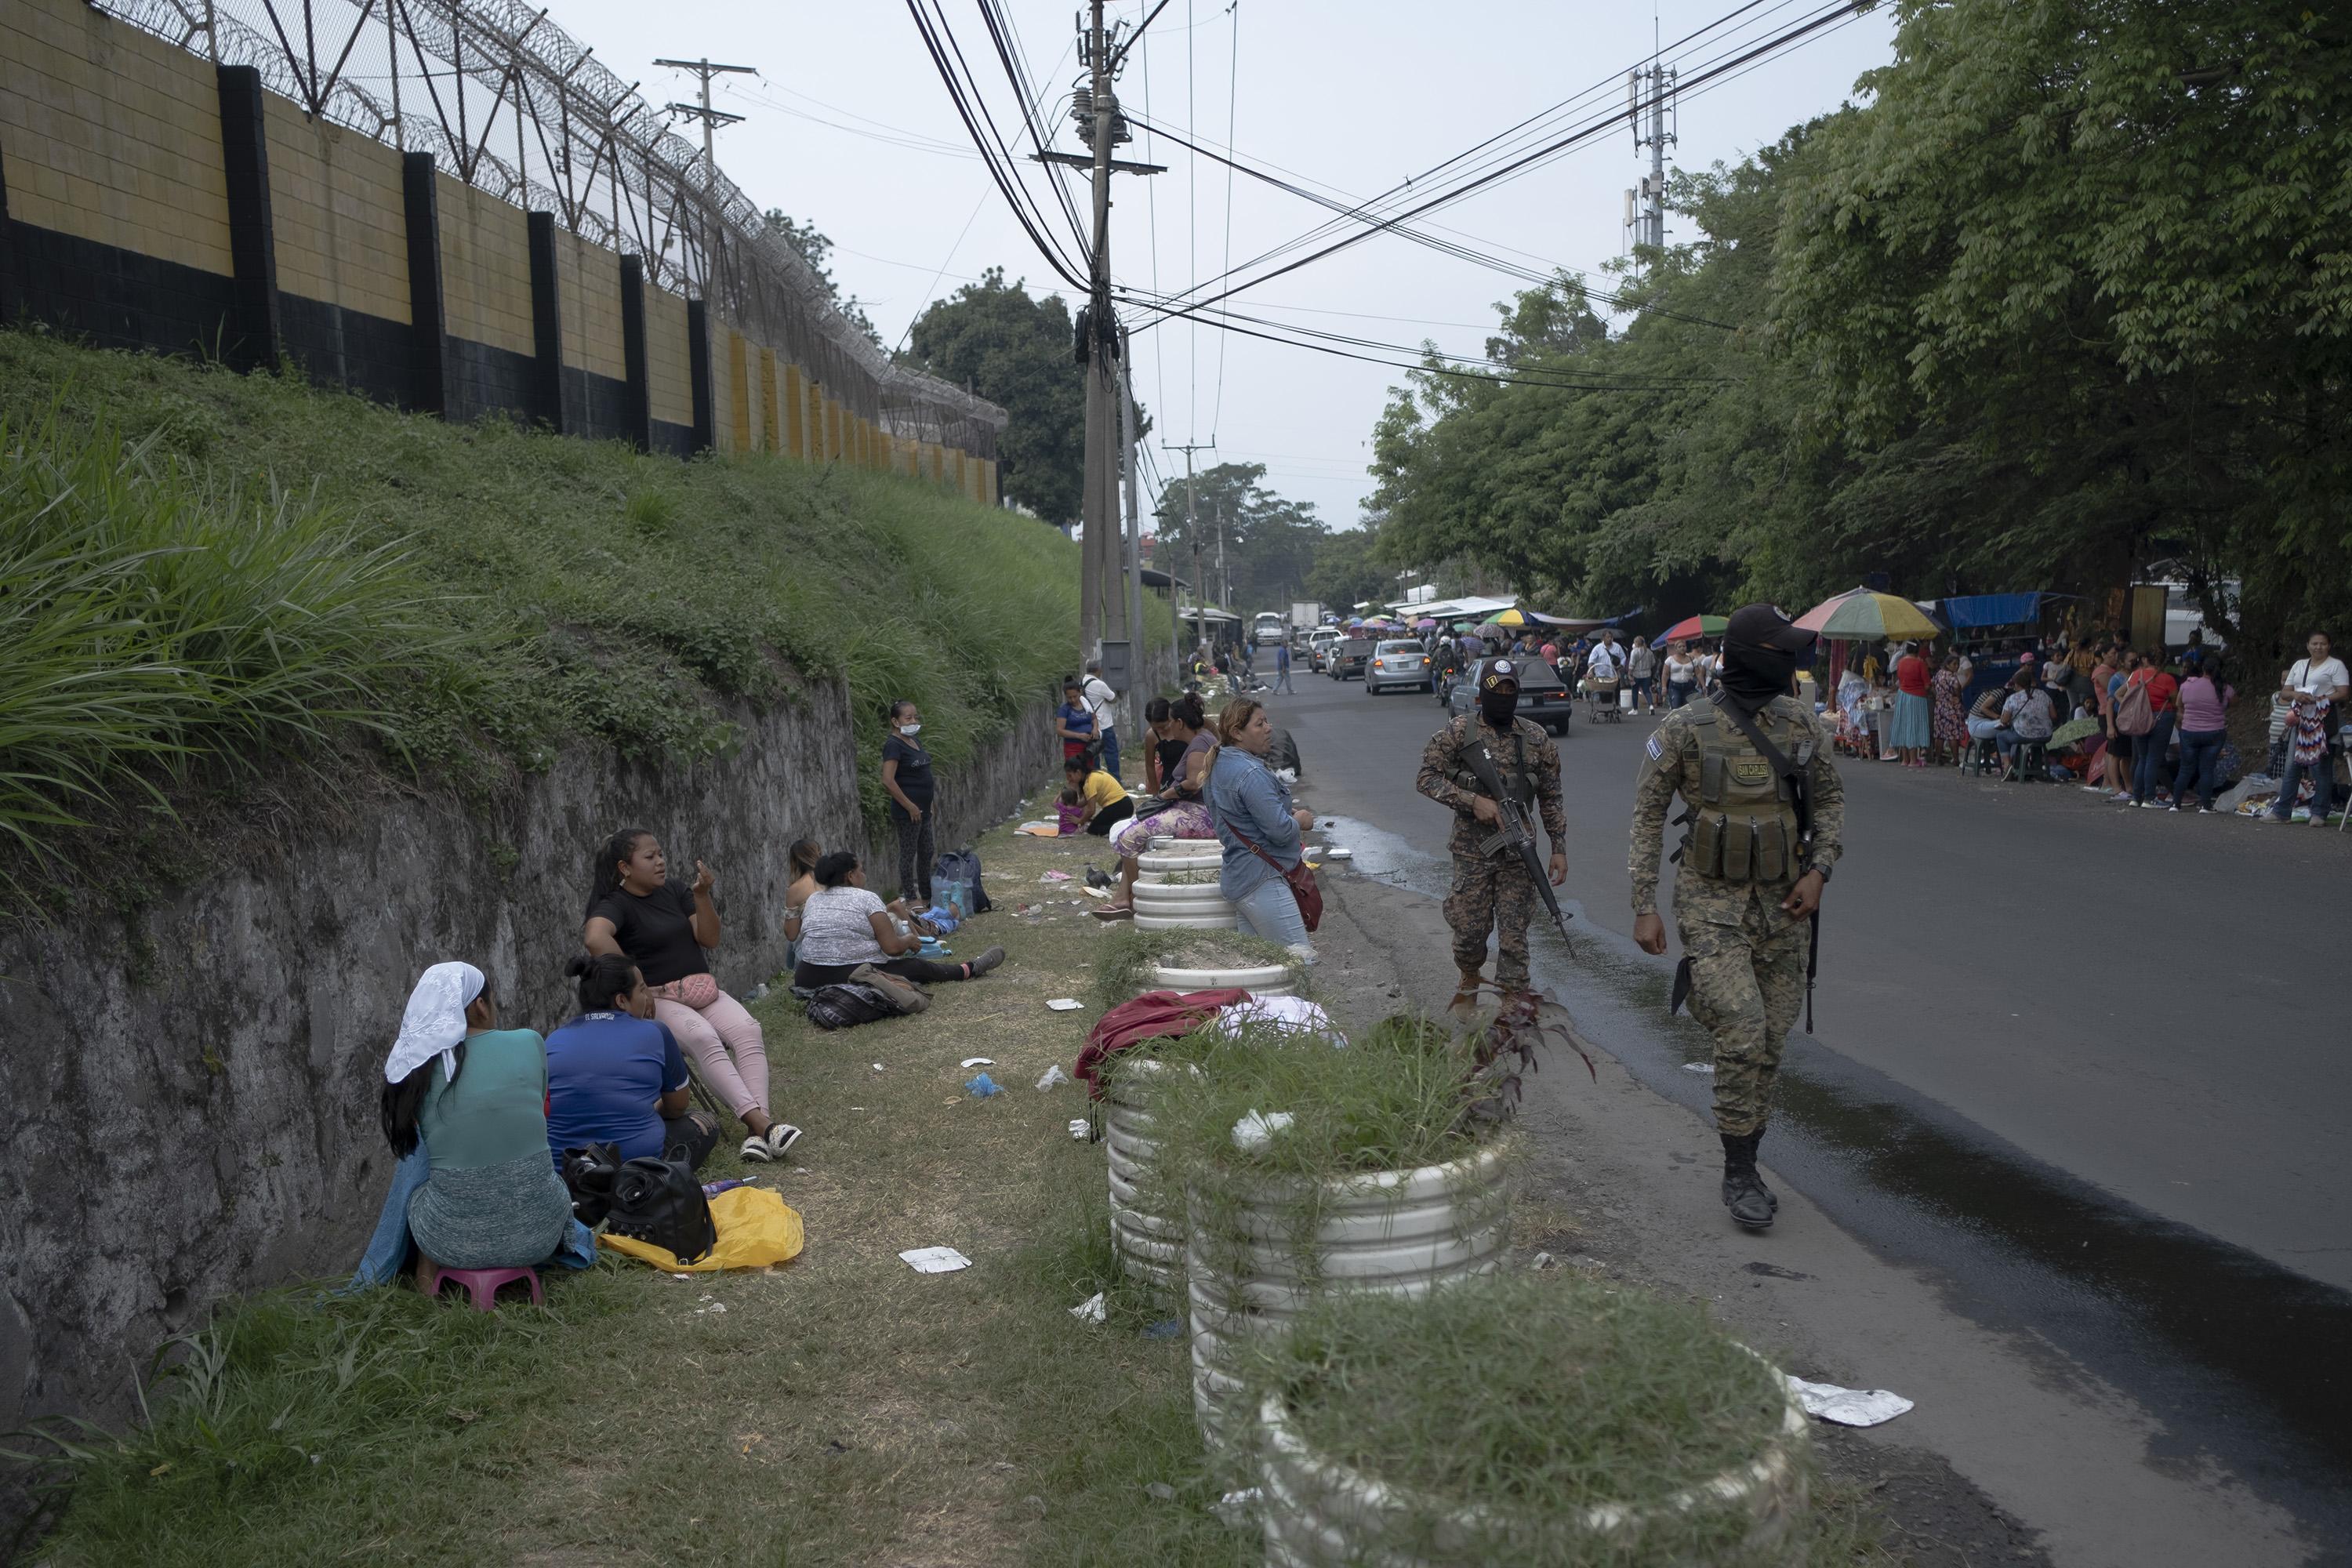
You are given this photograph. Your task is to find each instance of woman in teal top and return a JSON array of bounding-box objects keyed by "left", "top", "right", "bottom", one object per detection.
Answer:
[{"left": 379, "top": 962, "right": 572, "bottom": 1276}]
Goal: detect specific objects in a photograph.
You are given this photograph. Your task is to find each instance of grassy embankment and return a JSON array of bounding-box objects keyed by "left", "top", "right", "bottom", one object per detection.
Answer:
[{"left": 0, "top": 328, "right": 1167, "bottom": 909}]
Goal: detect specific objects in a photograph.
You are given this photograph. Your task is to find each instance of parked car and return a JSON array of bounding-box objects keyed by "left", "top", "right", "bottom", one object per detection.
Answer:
[
  {"left": 1327, "top": 637, "right": 1373, "bottom": 680},
  {"left": 1308, "top": 629, "right": 1341, "bottom": 671},
  {"left": 1442, "top": 658, "right": 1571, "bottom": 735},
  {"left": 1366, "top": 639, "right": 1434, "bottom": 695}
]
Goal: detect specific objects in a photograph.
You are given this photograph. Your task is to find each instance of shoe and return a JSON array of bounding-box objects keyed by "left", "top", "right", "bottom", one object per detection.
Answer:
[
  {"left": 765, "top": 1123, "right": 804, "bottom": 1159},
  {"left": 2198, "top": 808, "right": 2215, "bottom": 815},
  {"left": 1448, "top": 967, "right": 1486, "bottom": 1015},
  {"left": 741, "top": 1132, "right": 775, "bottom": 1163},
  {"left": 1719, "top": 1130, "right": 1777, "bottom": 1230},
  {"left": 2166, "top": 804, "right": 2180, "bottom": 813},
  {"left": 964, "top": 945, "right": 1006, "bottom": 978}
]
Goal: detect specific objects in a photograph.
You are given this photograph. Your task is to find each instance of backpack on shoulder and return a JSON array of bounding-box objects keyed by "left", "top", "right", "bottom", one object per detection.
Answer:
[{"left": 2114, "top": 679, "right": 2154, "bottom": 736}]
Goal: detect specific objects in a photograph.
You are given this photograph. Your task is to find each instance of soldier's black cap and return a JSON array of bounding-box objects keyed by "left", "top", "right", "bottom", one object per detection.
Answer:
[
  {"left": 1479, "top": 657, "right": 1520, "bottom": 691},
  {"left": 1724, "top": 603, "right": 1817, "bottom": 654}
]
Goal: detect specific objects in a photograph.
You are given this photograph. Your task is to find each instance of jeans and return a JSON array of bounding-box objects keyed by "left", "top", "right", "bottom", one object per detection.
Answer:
[
  {"left": 343, "top": 1142, "right": 594, "bottom": 1292},
  {"left": 1097, "top": 728, "right": 1121, "bottom": 780},
  {"left": 653, "top": 993, "right": 769, "bottom": 1122},
  {"left": 1274, "top": 664, "right": 1294, "bottom": 692},
  {"left": 1632, "top": 676, "right": 1655, "bottom": 707},
  {"left": 1667, "top": 681, "right": 1694, "bottom": 710},
  {"left": 2131, "top": 711, "right": 2176, "bottom": 804},
  {"left": 2270, "top": 749, "right": 2340, "bottom": 822},
  {"left": 895, "top": 811, "right": 935, "bottom": 903},
  {"left": 2172, "top": 728, "right": 2226, "bottom": 811},
  {"left": 1232, "top": 877, "right": 1315, "bottom": 960},
  {"left": 1992, "top": 725, "right": 2023, "bottom": 763}
]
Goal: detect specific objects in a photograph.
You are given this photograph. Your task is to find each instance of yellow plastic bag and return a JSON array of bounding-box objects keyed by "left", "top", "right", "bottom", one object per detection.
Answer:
[{"left": 599, "top": 1185, "right": 804, "bottom": 1272}]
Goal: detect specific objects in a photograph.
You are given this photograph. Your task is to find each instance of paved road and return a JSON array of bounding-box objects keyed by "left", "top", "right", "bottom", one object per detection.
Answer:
[{"left": 1261, "top": 666, "right": 2352, "bottom": 1552}]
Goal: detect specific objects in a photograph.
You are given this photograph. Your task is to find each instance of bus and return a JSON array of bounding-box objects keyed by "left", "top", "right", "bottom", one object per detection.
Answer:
[{"left": 1250, "top": 611, "right": 1287, "bottom": 645}]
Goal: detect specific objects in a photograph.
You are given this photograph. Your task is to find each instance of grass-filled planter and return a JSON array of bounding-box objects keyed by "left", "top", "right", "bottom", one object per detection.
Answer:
[
  {"left": 1091, "top": 927, "right": 1308, "bottom": 1010},
  {"left": 1103, "top": 1055, "right": 1184, "bottom": 1295},
  {"left": 1133, "top": 878, "right": 1238, "bottom": 931},
  {"left": 1247, "top": 1278, "right": 1813, "bottom": 1566},
  {"left": 1147, "top": 1017, "right": 1515, "bottom": 1453}
]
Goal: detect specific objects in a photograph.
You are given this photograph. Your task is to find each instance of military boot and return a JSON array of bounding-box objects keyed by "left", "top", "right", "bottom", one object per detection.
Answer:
[
  {"left": 1448, "top": 967, "right": 1486, "bottom": 1015},
  {"left": 1719, "top": 1131, "right": 1776, "bottom": 1230}
]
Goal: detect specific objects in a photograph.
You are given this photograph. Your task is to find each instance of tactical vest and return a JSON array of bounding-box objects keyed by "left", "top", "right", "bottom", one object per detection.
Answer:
[
  {"left": 1680, "top": 698, "right": 1809, "bottom": 883},
  {"left": 1451, "top": 717, "right": 1537, "bottom": 809}
]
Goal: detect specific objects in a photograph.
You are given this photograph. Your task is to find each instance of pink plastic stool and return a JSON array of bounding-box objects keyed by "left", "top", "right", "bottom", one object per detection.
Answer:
[{"left": 429, "top": 1265, "right": 543, "bottom": 1312}]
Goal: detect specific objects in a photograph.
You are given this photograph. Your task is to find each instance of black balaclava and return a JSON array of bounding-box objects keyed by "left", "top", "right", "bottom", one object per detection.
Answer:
[
  {"left": 1476, "top": 658, "right": 1520, "bottom": 728},
  {"left": 1717, "top": 604, "right": 1817, "bottom": 711}
]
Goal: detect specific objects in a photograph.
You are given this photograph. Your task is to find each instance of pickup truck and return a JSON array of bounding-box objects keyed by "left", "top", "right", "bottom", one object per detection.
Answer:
[{"left": 1326, "top": 637, "right": 1373, "bottom": 681}]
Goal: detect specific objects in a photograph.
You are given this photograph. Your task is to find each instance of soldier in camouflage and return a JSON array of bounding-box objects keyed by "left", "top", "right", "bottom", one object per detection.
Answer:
[
  {"left": 1416, "top": 659, "right": 1569, "bottom": 1010},
  {"left": 1629, "top": 604, "right": 1844, "bottom": 1230}
]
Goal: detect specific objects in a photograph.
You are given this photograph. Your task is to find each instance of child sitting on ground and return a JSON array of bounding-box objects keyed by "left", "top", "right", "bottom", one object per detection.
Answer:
[{"left": 1057, "top": 786, "right": 1086, "bottom": 836}]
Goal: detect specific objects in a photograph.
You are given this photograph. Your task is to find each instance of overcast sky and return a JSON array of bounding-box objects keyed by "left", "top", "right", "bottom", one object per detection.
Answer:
[{"left": 553, "top": 1, "right": 1895, "bottom": 527}]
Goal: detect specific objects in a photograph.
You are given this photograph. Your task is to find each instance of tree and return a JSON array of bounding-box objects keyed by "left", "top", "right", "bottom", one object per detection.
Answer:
[
  {"left": 1150, "top": 462, "right": 1329, "bottom": 611},
  {"left": 1305, "top": 527, "right": 1391, "bottom": 611},
  {"left": 903, "top": 270, "right": 1096, "bottom": 526},
  {"left": 761, "top": 212, "right": 884, "bottom": 350}
]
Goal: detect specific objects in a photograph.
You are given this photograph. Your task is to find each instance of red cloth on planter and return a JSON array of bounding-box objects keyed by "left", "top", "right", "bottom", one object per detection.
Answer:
[{"left": 1073, "top": 989, "right": 1254, "bottom": 1096}]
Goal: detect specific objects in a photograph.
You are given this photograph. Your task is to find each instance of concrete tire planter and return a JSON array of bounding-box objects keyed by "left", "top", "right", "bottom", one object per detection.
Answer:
[
  {"left": 1253, "top": 1365, "right": 1813, "bottom": 1567},
  {"left": 1103, "top": 1058, "right": 1183, "bottom": 1294},
  {"left": 1133, "top": 878, "right": 1239, "bottom": 931},
  {"left": 1185, "top": 1145, "right": 1511, "bottom": 1451},
  {"left": 1148, "top": 960, "right": 1295, "bottom": 996}
]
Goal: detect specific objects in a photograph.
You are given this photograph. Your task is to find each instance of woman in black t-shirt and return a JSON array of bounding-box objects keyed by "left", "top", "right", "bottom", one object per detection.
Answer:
[
  {"left": 881, "top": 699, "right": 937, "bottom": 905},
  {"left": 583, "top": 828, "right": 799, "bottom": 1163}
]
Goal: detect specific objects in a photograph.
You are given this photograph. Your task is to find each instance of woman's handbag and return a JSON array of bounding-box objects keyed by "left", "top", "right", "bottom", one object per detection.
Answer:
[
  {"left": 652, "top": 973, "right": 721, "bottom": 1010},
  {"left": 1232, "top": 830, "right": 1323, "bottom": 932}
]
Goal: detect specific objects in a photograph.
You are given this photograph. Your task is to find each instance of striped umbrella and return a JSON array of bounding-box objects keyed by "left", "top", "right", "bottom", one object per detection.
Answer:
[
  {"left": 1661, "top": 613, "right": 1727, "bottom": 642},
  {"left": 1795, "top": 587, "right": 1942, "bottom": 641}
]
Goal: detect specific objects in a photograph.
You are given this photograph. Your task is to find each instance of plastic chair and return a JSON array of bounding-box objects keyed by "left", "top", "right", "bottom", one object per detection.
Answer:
[
  {"left": 428, "top": 1265, "right": 543, "bottom": 1312},
  {"left": 2010, "top": 739, "right": 2048, "bottom": 782}
]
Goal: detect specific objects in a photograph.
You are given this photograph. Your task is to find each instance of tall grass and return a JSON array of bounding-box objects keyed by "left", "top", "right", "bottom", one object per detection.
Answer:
[
  {"left": 0, "top": 412, "right": 466, "bottom": 887},
  {"left": 0, "top": 330, "right": 1174, "bottom": 905}
]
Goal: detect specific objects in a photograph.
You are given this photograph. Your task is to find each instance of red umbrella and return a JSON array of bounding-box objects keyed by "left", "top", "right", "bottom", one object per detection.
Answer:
[{"left": 1661, "top": 613, "right": 1728, "bottom": 642}]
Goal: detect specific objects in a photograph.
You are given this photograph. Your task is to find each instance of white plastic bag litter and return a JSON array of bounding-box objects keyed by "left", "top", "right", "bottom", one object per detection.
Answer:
[
  {"left": 1036, "top": 1065, "right": 1070, "bottom": 1090},
  {"left": 1069, "top": 1291, "right": 1107, "bottom": 1324},
  {"left": 898, "top": 1247, "right": 972, "bottom": 1275},
  {"left": 1216, "top": 996, "right": 1347, "bottom": 1047},
  {"left": 1232, "top": 1110, "right": 1295, "bottom": 1152},
  {"left": 1785, "top": 1375, "right": 1913, "bottom": 1427}
]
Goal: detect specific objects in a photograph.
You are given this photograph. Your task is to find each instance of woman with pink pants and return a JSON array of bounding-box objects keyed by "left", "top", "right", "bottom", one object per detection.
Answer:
[{"left": 583, "top": 827, "right": 800, "bottom": 1163}]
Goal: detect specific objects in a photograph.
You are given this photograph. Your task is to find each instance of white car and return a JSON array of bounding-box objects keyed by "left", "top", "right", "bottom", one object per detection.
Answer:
[
  {"left": 1308, "top": 630, "right": 1341, "bottom": 671},
  {"left": 1365, "top": 639, "right": 1434, "bottom": 695}
]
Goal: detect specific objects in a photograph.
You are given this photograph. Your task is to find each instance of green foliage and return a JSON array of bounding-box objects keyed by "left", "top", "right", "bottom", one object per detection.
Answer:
[
  {"left": 1367, "top": 0, "right": 2352, "bottom": 672},
  {"left": 1152, "top": 460, "right": 1336, "bottom": 614},
  {"left": 1249, "top": 1275, "right": 1806, "bottom": 1564},
  {"left": 0, "top": 410, "right": 470, "bottom": 888},
  {"left": 0, "top": 331, "right": 1127, "bottom": 898},
  {"left": 760, "top": 210, "right": 885, "bottom": 350},
  {"left": 1301, "top": 524, "right": 1391, "bottom": 612},
  {"left": 903, "top": 267, "right": 1094, "bottom": 525}
]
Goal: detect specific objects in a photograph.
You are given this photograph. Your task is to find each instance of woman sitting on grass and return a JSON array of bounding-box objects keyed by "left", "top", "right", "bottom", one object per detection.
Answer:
[
  {"left": 793, "top": 851, "right": 1004, "bottom": 989},
  {"left": 1095, "top": 692, "right": 1218, "bottom": 922},
  {"left": 544, "top": 953, "right": 720, "bottom": 1174},
  {"left": 379, "top": 962, "right": 574, "bottom": 1283},
  {"left": 583, "top": 826, "right": 796, "bottom": 1163},
  {"left": 1064, "top": 755, "right": 1134, "bottom": 837}
]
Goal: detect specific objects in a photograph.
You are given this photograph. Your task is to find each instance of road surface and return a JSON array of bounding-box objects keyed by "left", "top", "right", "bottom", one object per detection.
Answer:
[{"left": 1263, "top": 666, "right": 2352, "bottom": 1563}]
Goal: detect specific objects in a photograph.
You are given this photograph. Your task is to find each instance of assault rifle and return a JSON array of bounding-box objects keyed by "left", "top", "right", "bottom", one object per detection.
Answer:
[{"left": 1461, "top": 734, "right": 1576, "bottom": 957}]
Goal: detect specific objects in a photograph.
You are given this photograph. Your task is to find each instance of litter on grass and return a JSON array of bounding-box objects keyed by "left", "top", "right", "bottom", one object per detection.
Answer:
[
  {"left": 1683, "top": 1062, "right": 1716, "bottom": 1074},
  {"left": 1069, "top": 1291, "right": 1107, "bottom": 1324},
  {"left": 966, "top": 1073, "right": 1004, "bottom": 1098},
  {"left": 1212, "top": 1488, "right": 1262, "bottom": 1526},
  {"left": 1039, "top": 870, "right": 1073, "bottom": 883},
  {"left": 1067, "top": 1118, "right": 1092, "bottom": 1140},
  {"left": 960, "top": 1057, "right": 996, "bottom": 1068},
  {"left": 1232, "top": 1109, "right": 1296, "bottom": 1151},
  {"left": 1081, "top": 886, "right": 1110, "bottom": 899},
  {"left": 1786, "top": 1375, "right": 1913, "bottom": 1427},
  {"left": 1323, "top": 847, "right": 1354, "bottom": 861},
  {"left": 1046, "top": 997, "right": 1084, "bottom": 1011},
  {"left": 871, "top": 1062, "right": 885, "bottom": 1073},
  {"left": 1142, "top": 1318, "right": 1183, "bottom": 1340},
  {"left": 1217, "top": 996, "right": 1346, "bottom": 1047},
  {"left": 898, "top": 1247, "right": 972, "bottom": 1275},
  {"left": 1035, "top": 1065, "right": 1070, "bottom": 1090}
]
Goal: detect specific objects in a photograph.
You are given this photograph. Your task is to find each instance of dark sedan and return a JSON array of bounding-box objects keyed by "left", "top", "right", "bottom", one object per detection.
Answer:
[{"left": 1443, "top": 659, "right": 1572, "bottom": 736}]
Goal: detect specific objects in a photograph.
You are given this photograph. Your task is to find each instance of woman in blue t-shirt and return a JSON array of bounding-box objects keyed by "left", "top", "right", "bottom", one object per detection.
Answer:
[
  {"left": 1053, "top": 676, "right": 1098, "bottom": 762},
  {"left": 544, "top": 953, "right": 720, "bottom": 1171}
]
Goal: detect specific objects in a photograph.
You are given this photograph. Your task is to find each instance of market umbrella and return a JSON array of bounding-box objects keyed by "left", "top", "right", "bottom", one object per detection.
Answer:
[
  {"left": 1795, "top": 586, "right": 1942, "bottom": 641},
  {"left": 2048, "top": 717, "right": 2101, "bottom": 750},
  {"left": 1414, "top": 617, "right": 1439, "bottom": 630},
  {"left": 1661, "top": 613, "right": 1727, "bottom": 642},
  {"left": 1489, "top": 608, "right": 1529, "bottom": 628}
]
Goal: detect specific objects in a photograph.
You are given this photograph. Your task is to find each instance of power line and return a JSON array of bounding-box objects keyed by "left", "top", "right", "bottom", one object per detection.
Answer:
[{"left": 1209, "top": 0, "right": 1238, "bottom": 439}]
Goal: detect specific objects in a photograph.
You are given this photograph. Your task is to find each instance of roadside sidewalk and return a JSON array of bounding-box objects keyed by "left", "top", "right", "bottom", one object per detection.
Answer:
[{"left": 1308, "top": 862, "right": 2309, "bottom": 1568}]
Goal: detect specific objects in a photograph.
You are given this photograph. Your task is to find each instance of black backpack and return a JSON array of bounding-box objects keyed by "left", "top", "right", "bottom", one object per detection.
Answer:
[
  {"left": 804, "top": 982, "right": 898, "bottom": 1031},
  {"left": 560, "top": 1142, "right": 624, "bottom": 1225},
  {"left": 605, "top": 1155, "right": 717, "bottom": 1264},
  {"left": 933, "top": 847, "right": 993, "bottom": 913}
]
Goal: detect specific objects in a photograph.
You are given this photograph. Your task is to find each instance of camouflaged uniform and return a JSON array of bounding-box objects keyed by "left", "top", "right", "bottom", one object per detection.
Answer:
[
  {"left": 1417, "top": 713, "right": 1568, "bottom": 989},
  {"left": 1629, "top": 691, "right": 1845, "bottom": 1135}
]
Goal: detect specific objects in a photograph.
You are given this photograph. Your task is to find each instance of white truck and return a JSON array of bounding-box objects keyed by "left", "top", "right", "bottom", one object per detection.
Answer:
[
  {"left": 1288, "top": 601, "right": 1323, "bottom": 637},
  {"left": 1251, "top": 610, "right": 1287, "bottom": 645}
]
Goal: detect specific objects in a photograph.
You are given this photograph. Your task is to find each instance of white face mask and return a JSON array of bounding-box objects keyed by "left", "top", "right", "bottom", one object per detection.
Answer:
[{"left": 898, "top": 723, "right": 921, "bottom": 737}]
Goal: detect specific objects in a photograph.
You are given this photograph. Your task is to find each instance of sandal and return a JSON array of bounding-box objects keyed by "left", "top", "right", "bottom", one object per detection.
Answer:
[
  {"left": 765, "top": 1123, "right": 804, "bottom": 1159},
  {"left": 740, "top": 1133, "right": 775, "bottom": 1163},
  {"left": 1090, "top": 903, "right": 1134, "bottom": 921}
]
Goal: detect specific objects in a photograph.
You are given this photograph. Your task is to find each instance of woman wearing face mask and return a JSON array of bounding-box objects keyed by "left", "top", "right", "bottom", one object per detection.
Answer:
[{"left": 882, "top": 699, "right": 936, "bottom": 906}]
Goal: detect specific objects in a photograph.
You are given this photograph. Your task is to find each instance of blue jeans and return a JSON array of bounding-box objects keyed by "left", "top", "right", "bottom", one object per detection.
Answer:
[
  {"left": 2270, "top": 749, "right": 2339, "bottom": 822},
  {"left": 2131, "top": 712, "right": 2175, "bottom": 804},
  {"left": 1667, "top": 682, "right": 1694, "bottom": 710},
  {"left": 1232, "top": 877, "right": 1314, "bottom": 958},
  {"left": 344, "top": 1142, "right": 595, "bottom": 1293},
  {"left": 1274, "top": 664, "right": 1294, "bottom": 691},
  {"left": 2171, "top": 728, "right": 2226, "bottom": 811},
  {"left": 1098, "top": 728, "right": 1121, "bottom": 781}
]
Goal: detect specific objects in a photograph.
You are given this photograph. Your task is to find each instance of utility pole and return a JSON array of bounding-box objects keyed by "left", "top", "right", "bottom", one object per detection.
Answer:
[
  {"left": 1622, "top": 52, "right": 1675, "bottom": 278},
  {"left": 1163, "top": 439, "right": 1214, "bottom": 658},
  {"left": 1120, "top": 331, "right": 1146, "bottom": 742},
  {"left": 1060, "top": 5, "right": 1164, "bottom": 670},
  {"left": 655, "top": 56, "right": 753, "bottom": 282}
]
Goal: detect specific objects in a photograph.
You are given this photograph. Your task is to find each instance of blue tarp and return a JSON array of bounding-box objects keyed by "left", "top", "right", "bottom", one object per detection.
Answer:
[{"left": 1940, "top": 593, "right": 2045, "bottom": 630}]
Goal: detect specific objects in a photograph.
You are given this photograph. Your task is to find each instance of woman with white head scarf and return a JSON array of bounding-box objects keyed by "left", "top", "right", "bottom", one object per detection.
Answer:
[{"left": 375, "top": 961, "right": 572, "bottom": 1282}]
